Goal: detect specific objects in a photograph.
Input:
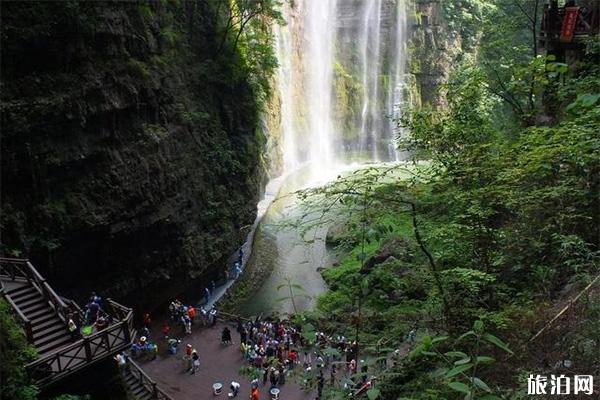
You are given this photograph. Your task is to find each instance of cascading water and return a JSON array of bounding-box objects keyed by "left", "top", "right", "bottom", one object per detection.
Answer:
[
  {"left": 242, "top": 0, "right": 411, "bottom": 315},
  {"left": 306, "top": 0, "right": 338, "bottom": 174},
  {"left": 275, "top": 19, "right": 299, "bottom": 172},
  {"left": 358, "top": 0, "right": 384, "bottom": 160},
  {"left": 389, "top": 0, "right": 409, "bottom": 161},
  {"left": 275, "top": 0, "right": 409, "bottom": 174}
]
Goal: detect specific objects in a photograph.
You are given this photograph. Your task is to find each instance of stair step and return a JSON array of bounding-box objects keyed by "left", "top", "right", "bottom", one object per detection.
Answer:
[
  {"left": 34, "top": 327, "right": 70, "bottom": 348},
  {"left": 33, "top": 318, "right": 64, "bottom": 334},
  {"left": 19, "top": 297, "right": 46, "bottom": 311},
  {"left": 31, "top": 312, "right": 58, "bottom": 326},
  {"left": 132, "top": 385, "right": 146, "bottom": 396},
  {"left": 33, "top": 321, "right": 66, "bottom": 340},
  {"left": 36, "top": 335, "right": 73, "bottom": 356},
  {"left": 12, "top": 291, "right": 41, "bottom": 306},
  {"left": 7, "top": 285, "right": 34, "bottom": 297},
  {"left": 26, "top": 305, "right": 54, "bottom": 320},
  {"left": 10, "top": 287, "right": 39, "bottom": 301}
]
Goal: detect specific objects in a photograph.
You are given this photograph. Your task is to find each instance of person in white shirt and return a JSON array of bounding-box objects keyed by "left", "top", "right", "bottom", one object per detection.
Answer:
[{"left": 229, "top": 381, "right": 240, "bottom": 397}]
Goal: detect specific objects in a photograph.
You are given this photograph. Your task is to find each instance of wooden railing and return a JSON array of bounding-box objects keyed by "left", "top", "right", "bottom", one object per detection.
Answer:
[
  {"left": 0, "top": 258, "right": 138, "bottom": 387},
  {"left": 0, "top": 286, "right": 33, "bottom": 342},
  {"left": 127, "top": 358, "right": 174, "bottom": 400},
  {"left": 27, "top": 301, "right": 134, "bottom": 387},
  {"left": 0, "top": 258, "right": 70, "bottom": 323}
]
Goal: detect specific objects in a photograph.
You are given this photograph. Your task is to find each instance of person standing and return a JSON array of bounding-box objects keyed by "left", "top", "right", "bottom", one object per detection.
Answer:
[
  {"left": 262, "top": 366, "right": 269, "bottom": 386},
  {"left": 184, "top": 316, "right": 192, "bottom": 335},
  {"left": 162, "top": 322, "right": 171, "bottom": 340},
  {"left": 67, "top": 316, "right": 79, "bottom": 341},
  {"left": 184, "top": 344, "right": 193, "bottom": 372},
  {"left": 143, "top": 313, "right": 152, "bottom": 329},
  {"left": 191, "top": 350, "right": 200, "bottom": 375},
  {"left": 250, "top": 387, "right": 260, "bottom": 400},
  {"left": 234, "top": 262, "right": 242, "bottom": 279},
  {"left": 114, "top": 352, "right": 127, "bottom": 375},
  {"left": 269, "top": 368, "right": 279, "bottom": 389},
  {"left": 317, "top": 370, "right": 324, "bottom": 399},
  {"left": 330, "top": 363, "right": 337, "bottom": 386},
  {"left": 188, "top": 305, "right": 196, "bottom": 324}
]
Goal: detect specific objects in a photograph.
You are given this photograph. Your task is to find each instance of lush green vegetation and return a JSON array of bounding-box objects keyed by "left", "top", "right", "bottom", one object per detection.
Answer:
[
  {"left": 291, "top": 1, "right": 599, "bottom": 398},
  {"left": 0, "top": 299, "right": 38, "bottom": 400}
]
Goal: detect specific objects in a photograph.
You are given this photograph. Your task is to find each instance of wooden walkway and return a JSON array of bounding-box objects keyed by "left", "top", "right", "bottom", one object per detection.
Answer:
[{"left": 137, "top": 321, "right": 315, "bottom": 400}]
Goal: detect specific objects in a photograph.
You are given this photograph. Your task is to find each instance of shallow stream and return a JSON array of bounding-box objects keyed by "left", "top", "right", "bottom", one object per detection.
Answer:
[{"left": 239, "top": 167, "right": 337, "bottom": 316}]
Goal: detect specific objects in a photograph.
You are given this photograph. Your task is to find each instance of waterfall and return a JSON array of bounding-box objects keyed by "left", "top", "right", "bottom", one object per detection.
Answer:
[
  {"left": 275, "top": 0, "right": 408, "bottom": 176},
  {"left": 358, "top": 0, "right": 384, "bottom": 161},
  {"left": 275, "top": 21, "right": 298, "bottom": 171},
  {"left": 306, "top": 0, "right": 338, "bottom": 174},
  {"left": 389, "top": 0, "right": 408, "bottom": 162}
]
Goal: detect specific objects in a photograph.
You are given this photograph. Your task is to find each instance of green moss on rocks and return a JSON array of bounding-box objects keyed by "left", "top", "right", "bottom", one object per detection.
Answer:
[{"left": 0, "top": 1, "right": 269, "bottom": 307}]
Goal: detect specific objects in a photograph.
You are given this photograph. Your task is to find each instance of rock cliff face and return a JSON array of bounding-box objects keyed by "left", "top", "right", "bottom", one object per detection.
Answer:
[
  {"left": 0, "top": 1, "right": 266, "bottom": 307},
  {"left": 408, "top": 0, "right": 469, "bottom": 107}
]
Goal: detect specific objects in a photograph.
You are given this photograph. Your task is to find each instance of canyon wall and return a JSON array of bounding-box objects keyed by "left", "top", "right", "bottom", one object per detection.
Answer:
[
  {"left": 408, "top": 0, "right": 480, "bottom": 107},
  {"left": 0, "top": 1, "right": 267, "bottom": 307}
]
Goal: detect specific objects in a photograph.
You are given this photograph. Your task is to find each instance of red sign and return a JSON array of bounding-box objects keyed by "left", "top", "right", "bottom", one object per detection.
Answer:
[{"left": 560, "top": 7, "right": 579, "bottom": 43}]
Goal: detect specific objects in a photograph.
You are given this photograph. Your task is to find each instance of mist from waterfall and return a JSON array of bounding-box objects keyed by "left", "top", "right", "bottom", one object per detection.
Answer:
[{"left": 275, "top": 0, "right": 409, "bottom": 177}]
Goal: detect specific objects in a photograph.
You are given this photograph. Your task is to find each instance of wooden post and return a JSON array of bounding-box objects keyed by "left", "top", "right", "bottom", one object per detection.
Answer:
[
  {"left": 152, "top": 382, "right": 158, "bottom": 399},
  {"left": 25, "top": 321, "right": 34, "bottom": 343},
  {"left": 84, "top": 337, "right": 92, "bottom": 362},
  {"left": 122, "top": 320, "right": 131, "bottom": 343}
]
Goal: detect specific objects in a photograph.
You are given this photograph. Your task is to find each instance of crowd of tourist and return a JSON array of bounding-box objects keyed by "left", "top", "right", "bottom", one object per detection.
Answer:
[
  {"left": 109, "top": 245, "right": 388, "bottom": 399},
  {"left": 66, "top": 292, "right": 115, "bottom": 341},
  {"left": 232, "top": 316, "right": 377, "bottom": 399}
]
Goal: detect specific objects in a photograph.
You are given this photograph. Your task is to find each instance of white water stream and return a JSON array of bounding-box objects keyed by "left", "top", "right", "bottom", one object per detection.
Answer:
[{"left": 241, "top": 0, "right": 410, "bottom": 315}]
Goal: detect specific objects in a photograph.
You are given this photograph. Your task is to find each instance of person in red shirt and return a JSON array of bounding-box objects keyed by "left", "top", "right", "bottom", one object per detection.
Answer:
[
  {"left": 250, "top": 387, "right": 260, "bottom": 400},
  {"left": 162, "top": 322, "right": 171, "bottom": 339},
  {"left": 188, "top": 306, "right": 196, "bottom": 323},
  {"left": 143, "top": 313, "right": 152, "bottom": 328},
  {"left": 286, "top": 349, "right": 298, "bottom": 371}
]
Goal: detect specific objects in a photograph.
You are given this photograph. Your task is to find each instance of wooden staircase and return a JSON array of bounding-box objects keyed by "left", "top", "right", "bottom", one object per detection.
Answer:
[
  {"left": 5, "top": 282, "right": 73, "bottom": 357},
  {"left": 0, "top": 257, "right": 135, "bottom": 388},
  {"left": 124, "top": 369, "right": 154, "bottom": 400},
  {"left": 123, "top": 358, "right": 173, "bottom": 400}
]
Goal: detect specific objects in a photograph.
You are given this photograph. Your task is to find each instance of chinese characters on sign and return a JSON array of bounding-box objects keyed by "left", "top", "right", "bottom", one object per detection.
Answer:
[
  {"left": 527, "top": 374, "right": 594, "bottom": 395},
  {"left": 560, "top": 7, "right": 580, "bottom": 42}
]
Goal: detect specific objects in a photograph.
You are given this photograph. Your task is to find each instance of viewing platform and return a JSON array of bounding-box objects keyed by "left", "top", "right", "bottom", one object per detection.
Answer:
[{"left": 0, "top": 258, "right": 134, "bottom": 388}]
